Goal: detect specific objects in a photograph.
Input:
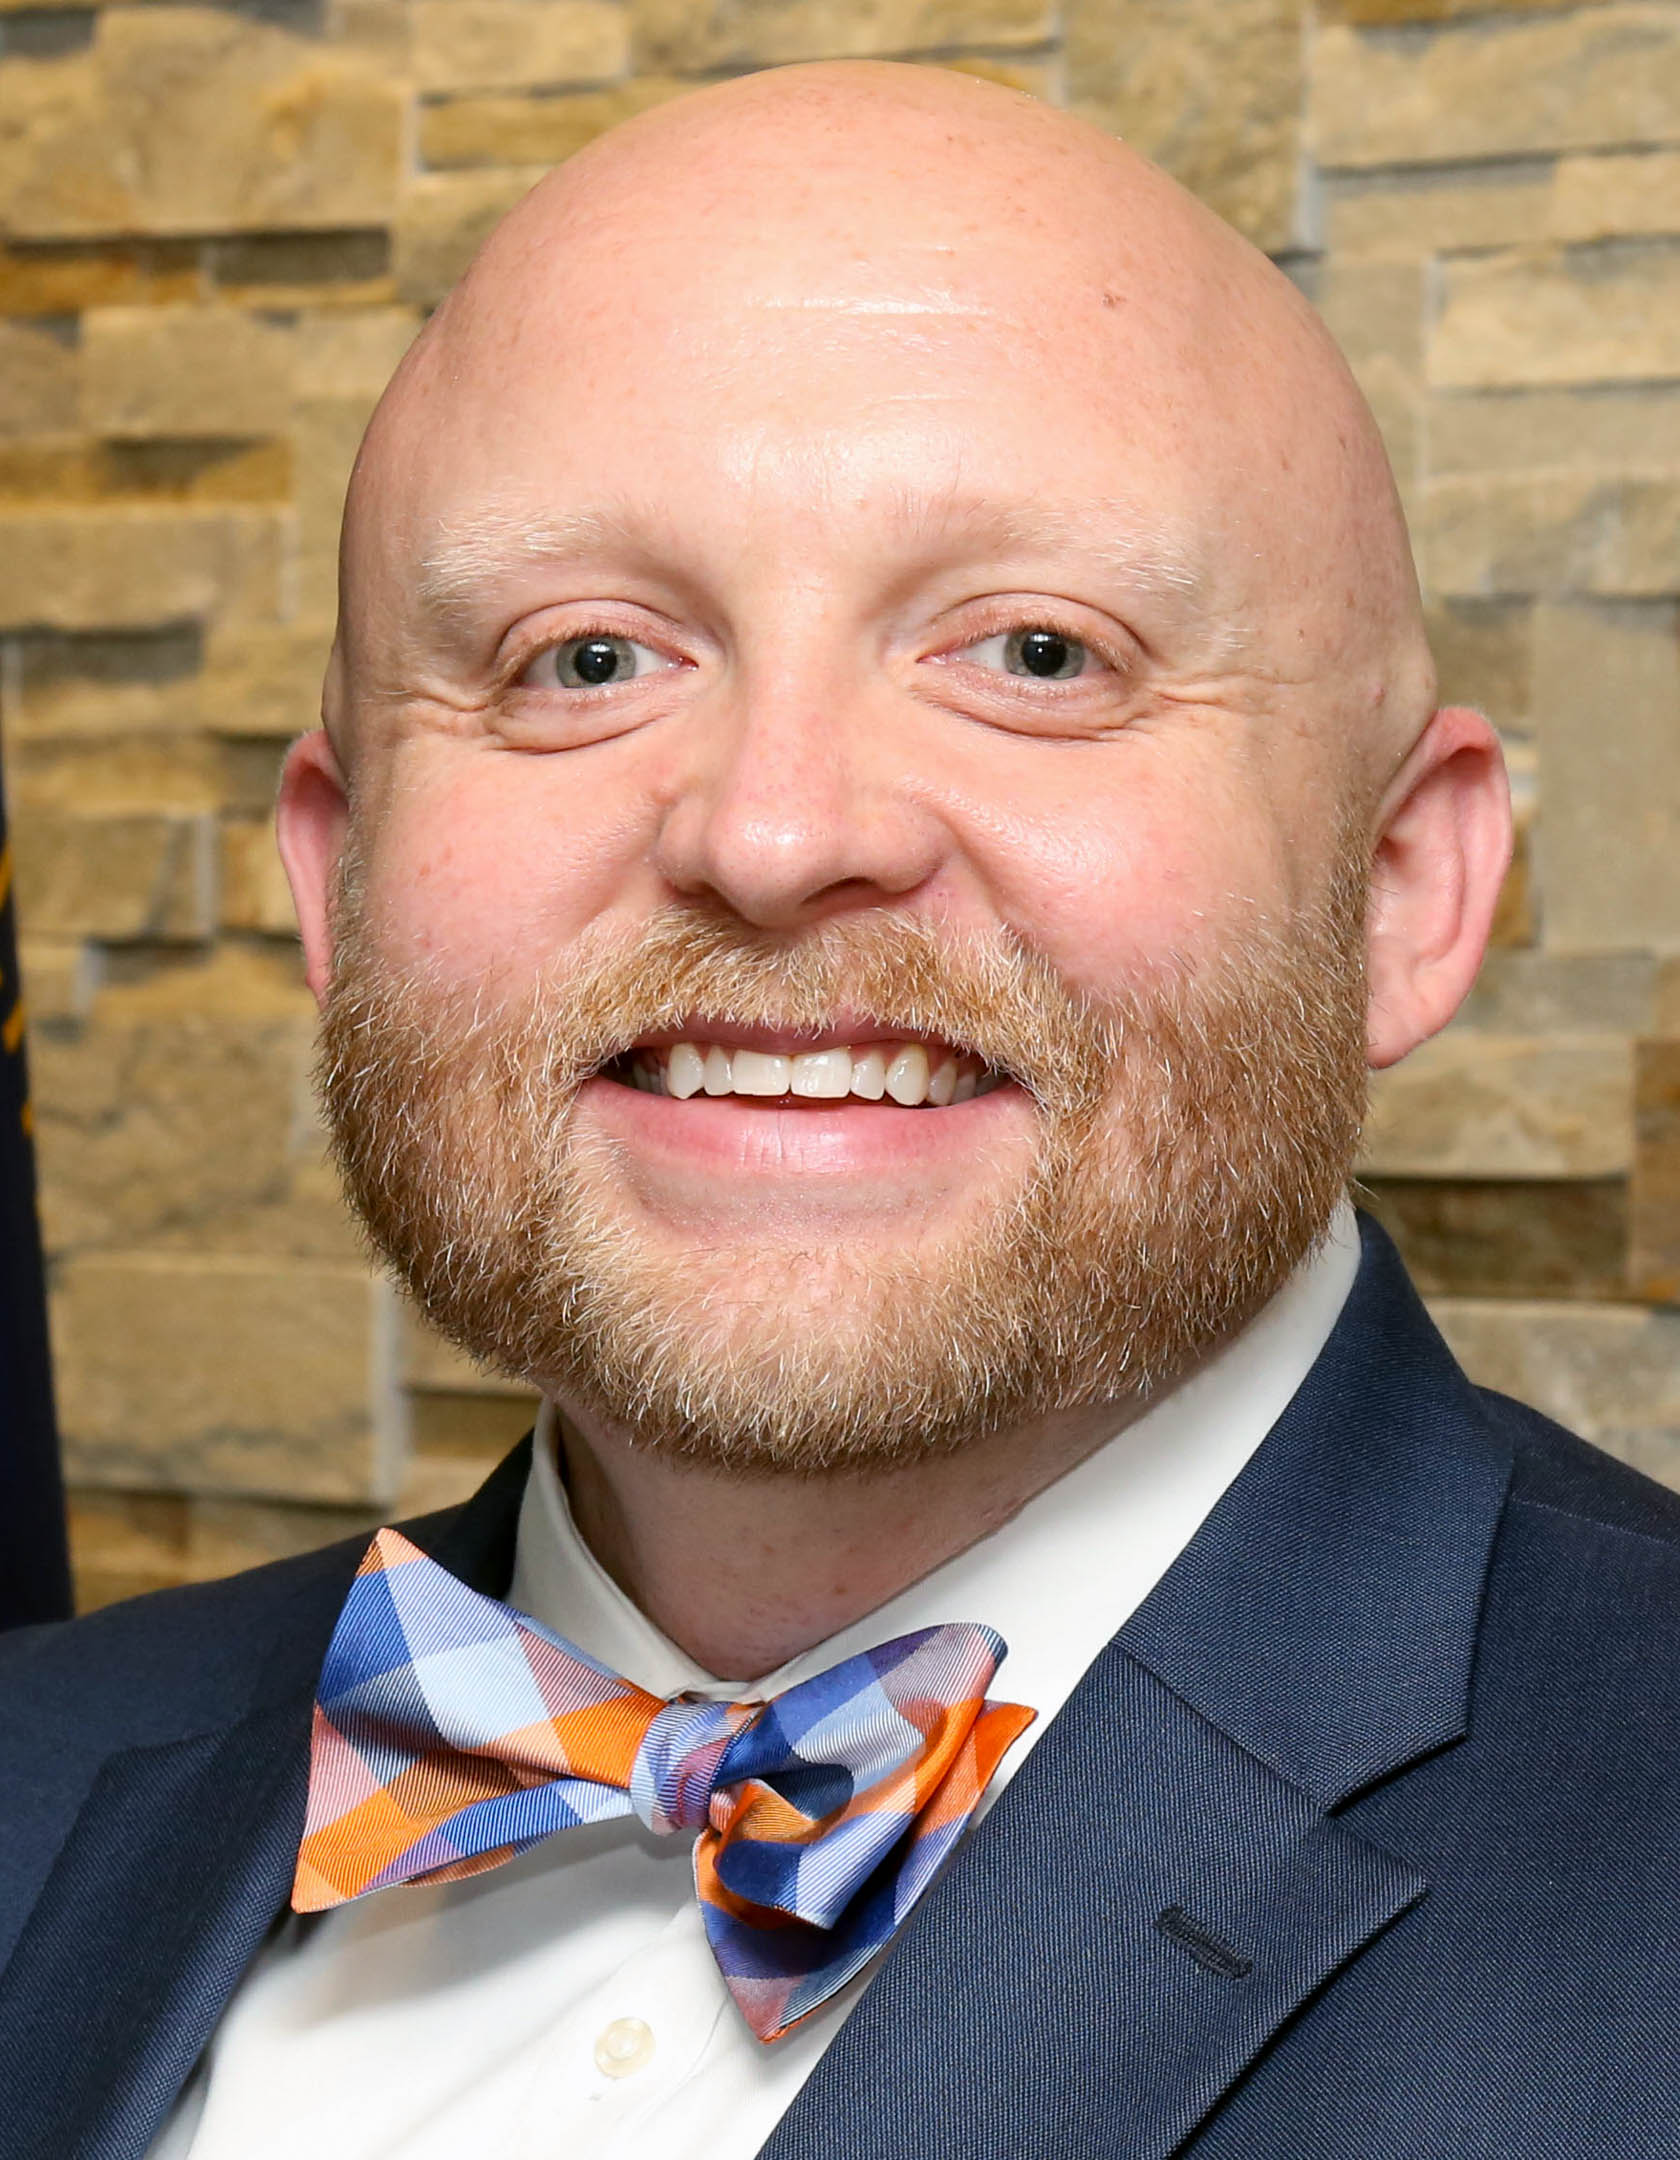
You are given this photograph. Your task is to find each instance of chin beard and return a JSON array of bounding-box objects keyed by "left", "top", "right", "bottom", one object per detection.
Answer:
[{"left": 317, "top": 876, "right": 1369, "bottom": 1476}]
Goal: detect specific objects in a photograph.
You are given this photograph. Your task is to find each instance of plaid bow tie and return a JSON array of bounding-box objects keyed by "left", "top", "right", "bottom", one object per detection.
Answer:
[{"left": 292, "top": 1527, "right": 1033, "bottom": 2041}]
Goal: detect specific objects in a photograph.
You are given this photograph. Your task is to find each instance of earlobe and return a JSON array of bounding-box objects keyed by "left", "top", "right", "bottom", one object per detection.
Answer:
[
  {"left": 1365, "top": 706, "right": 1513, "bottom": 1071},
  {"left": 276, "top": 729, "right": 351, "bottom": 1006}
]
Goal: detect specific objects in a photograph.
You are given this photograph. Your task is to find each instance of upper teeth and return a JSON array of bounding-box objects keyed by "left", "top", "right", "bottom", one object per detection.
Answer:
[{"left": 625, "top": 1042, "right": 997, "bottom": 1107}]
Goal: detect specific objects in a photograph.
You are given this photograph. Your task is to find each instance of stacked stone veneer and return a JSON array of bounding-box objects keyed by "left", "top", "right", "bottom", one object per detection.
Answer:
[{"left": 1, "top": 0, "right": 1675, "bottom": 1608}]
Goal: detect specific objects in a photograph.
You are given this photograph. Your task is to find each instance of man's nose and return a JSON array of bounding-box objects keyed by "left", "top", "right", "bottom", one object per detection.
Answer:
[{"left": 649, "top": 665, "right": 948, "bottom": 929}]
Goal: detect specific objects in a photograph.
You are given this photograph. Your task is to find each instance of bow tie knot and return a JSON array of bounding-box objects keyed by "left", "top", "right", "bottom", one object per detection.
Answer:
[
  {"left": 629, "top": 1694, "right": 755, "bottom": 1835},
  {"left": 293, "top": 1526, "right": 1033, "bottom": 2040}
]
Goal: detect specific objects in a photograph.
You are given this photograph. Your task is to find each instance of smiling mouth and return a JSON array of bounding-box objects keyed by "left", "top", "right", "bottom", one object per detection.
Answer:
[{"left": 603, "top": 1037, "right": 1009, "bottom": 1108}]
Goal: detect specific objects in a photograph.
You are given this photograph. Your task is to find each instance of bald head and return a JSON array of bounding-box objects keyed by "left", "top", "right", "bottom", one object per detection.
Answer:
[{"left": 336, "top": 62, "right": 1430, "bottom": 790}]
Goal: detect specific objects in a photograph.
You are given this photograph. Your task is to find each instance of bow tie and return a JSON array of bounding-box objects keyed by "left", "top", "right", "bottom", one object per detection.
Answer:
[{"left": 292, "top": 1527, "right": 1033, "bottom": 2041}]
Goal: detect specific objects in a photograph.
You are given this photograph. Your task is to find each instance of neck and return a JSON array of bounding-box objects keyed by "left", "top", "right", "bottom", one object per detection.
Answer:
[{"left": 555, "top": 1395, "right": 1145, "bottom": 1679}]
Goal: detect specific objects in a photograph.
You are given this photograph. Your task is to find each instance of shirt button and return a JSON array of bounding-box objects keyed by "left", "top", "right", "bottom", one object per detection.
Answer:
[{"left": 594, "top": 2017, "right": 656, "bottom": 2079}]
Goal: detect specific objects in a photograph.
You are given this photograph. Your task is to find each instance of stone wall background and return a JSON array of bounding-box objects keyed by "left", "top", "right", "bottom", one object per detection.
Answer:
[{"left": 1, "top": 0, "right": 1675, "bottom": 1608}]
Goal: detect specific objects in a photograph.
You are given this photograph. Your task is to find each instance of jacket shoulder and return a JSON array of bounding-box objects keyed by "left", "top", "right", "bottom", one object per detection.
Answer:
[
  {"left": 0, "top": 1531, "right": 369, "bottom": 1756},
  {"left": 1481, "top": 1383, "right": 1680, "bottom": 1556},
  {"left": 0, "top": 1496, "right": 469, "bottom": 1756}
]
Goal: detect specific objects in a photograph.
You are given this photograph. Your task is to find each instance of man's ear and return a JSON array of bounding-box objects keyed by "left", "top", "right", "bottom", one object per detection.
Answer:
[
  {"left": 1365, "top": 705, "right": 1513, "bottom": 1071},
  {"left": 276, "top": 728, "right": 351, "bottom": 1007}
]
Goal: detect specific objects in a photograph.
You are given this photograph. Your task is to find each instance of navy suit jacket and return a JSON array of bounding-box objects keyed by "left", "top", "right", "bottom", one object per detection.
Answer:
[{"left": 3, "top": 1217, "right": 1678, "bottom": 2158}]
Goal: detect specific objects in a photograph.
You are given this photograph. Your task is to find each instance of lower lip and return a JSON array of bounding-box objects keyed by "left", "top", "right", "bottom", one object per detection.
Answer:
[{"left": 575, "top": 1072, "right": 1031, "bottom": 1182}]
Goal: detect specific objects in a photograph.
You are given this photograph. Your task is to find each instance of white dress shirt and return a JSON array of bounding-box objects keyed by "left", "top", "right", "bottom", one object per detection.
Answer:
[{"left": 153, "top": 1207, "right": 1359, "bottom": 2160}]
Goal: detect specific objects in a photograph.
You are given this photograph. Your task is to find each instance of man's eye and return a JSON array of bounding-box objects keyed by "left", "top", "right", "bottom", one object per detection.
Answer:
[
  {"left": 523, "top": 635, "right": 670, "bottom": 689},
  {"left": 960, "top": 627, "right": 1092, "bottom": 681}
]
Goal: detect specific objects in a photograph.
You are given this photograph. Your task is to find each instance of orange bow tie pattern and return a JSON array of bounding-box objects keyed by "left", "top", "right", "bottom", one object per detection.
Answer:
[{"left": 293, "top": 1528, "right": 1034, "bottom": 2041}]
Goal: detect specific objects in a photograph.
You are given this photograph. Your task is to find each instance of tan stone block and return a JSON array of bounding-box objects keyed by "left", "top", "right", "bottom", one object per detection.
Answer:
[
  {"left": 1324, "top": 168, "right": 1552, "bottom": 260},
  {"left": 0, "top": 505, "right": 287, "bottom": 630},
  {"left": 293, "top": 307, "right": 419, "bottom": 400},
  {"left": 218, "top": 737, "right": 288, "bottom": 817},
  {"left": 66, "top": 1488, "right": 193, "bottom": 1614},
  {"left": 1313, "top": 8, "right": 1680, "bottom": 170},
  {"left": 185, "top": 1494, "right": 378, "bottom": 1581},
  {"left": 413, "top": 0, "right": 629, "bottom": 92},
  {"left": 1431, "top": 241, "right": 1680, "bottom": 392},
  {"left": 1, "top": 9, "right": 404, "bottom": 241},
  {"left": 7, "top": 623, "right": 203, "bottom": 741},
  {"left": 11, "top": 807, "right": 217, "bottom": 943},
  {"left": 54, "top": 1251, "right": 404, "bottom": 1505},
  {"left": 77, "top": 938, "right": 311, "bottom": 1021},
  {"left": 1430, "top": 387, "right": 1680, "bottom": 476},
  {"left": 1487, "top": 738, "right": 1537, "bottom": 948},
  {"left": 7, "top": 731, "right": 221, "bottom": 815},
  {"left": 1426, "top": 599, "right": 1531, "bottom": 729},
  {"left": 17, "top": 936, "right": 102, "bottom": 1026},
  {"left": 1532, "top": 601, "right": 1680, "bottom": 952},
  {"left": 1316, "top": 260, "right": 1426, "bottom": 498},
  {"left": 1361, "top": 1033, "right": 1634, "bottom": 1179},
  {"left": 207, "top": 230, "right": 395, "bottom": 312},
  {"left": 420, "top": 76, "right": 686, "bottom": 168},
  {"left": 636, "top": 0, "right": 1053, "bottom": 71},
  {"left": 196, "top": 618, "right": 334, "bottom": 739},
  {"left": 142, "top": 1165, "right": 371, "bottom": 1267},
  {"left": 222, "top": 816, "right": 300, "bottom": 936},
  {"left": 0, "top": 438, "right": 289, "bottom": 505},
  {"left": 1631, "top": 1039, "right": 1680, "bottom": 1302},
  {"left": 0, "top": 238, "right": 201, "bottom": 317},
  {"left": 1361, "top": 1177, "right": 1628, "bottom": 1302},
  {"left": 108, "top": 439, "right": 293, "bottom": 506},
  {"left": 1428, "top": 1296, "right": 1680, "bottom": 1484},
  {"left": 1317, "top": 259, "right": 1425, "bottom": 376},
  {"left": 1067, "top": 0, "right": 1304, "bottom": 251},
  {"left": 1320, "top": 0, "right": 1604, "bottom": 19},
  {"left": 6, "top": 675, "right": 199, "bottom": 743},
  {"left": 327, "top": 0, "right": 415, "bottom": 70},
  {"left": 1460, "top": 950, "right": 1659, "bottom": 1035},
  {"left": 0, "top": 438, "right": 291, "bottom": 508},
  {"left": 82, "top": 306, "right": 294, "bottom": 441},
  {"left": 293, "top": 394, "right": 374, "bottom": 619},
  {"left": 1659, "top": 960, "right": 1680, "bottom": 1034},
  {"left": 1421, "top": 473, "right": 1680, "bottom": 599},
  {"left": 71, "top": 1482, "right": 381, "bottom": 1608},
  {"left": 1551, "top": 151, "right": 1680, "bottom": 243},
  {"left": 403, "top": 1303, "right": 534, "bottom": 1396},
  {"left": 0, "top": 50, "right": 127, "bottom": 235},
  {"left": 0, "top": 320, "right": 77, "bottom": 437},
  {"left": 1487, "top": 828, "right": 1536, "bottom": 950},
  {"left": 923, "top": 53, "right": 1050, "bottom": 96},
  {"left": 400, "top": 1395, "right": 535, "bottom": 1514},
  {"left": 395, "top": 166, "right": 550, "bottom": 308},
  {"left": 25, "top": 941, "right": 362, "bottom": 1270}
]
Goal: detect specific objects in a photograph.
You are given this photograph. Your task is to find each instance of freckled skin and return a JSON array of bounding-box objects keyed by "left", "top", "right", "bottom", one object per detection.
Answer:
[{"left": 277, "top": 63, "right": 1513, "bottom": 1677}]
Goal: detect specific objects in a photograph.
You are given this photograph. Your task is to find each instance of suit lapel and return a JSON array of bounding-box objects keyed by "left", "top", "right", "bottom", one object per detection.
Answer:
[
  {"left": 764, "top": 1221, "right": 1512, "bottom": 2159},
  {"left": 0, "top": 1703, "right": 313, "bottom": 2160},
  {"left": 0, "top": 1438, "right": 533, "bottom": 2160}
]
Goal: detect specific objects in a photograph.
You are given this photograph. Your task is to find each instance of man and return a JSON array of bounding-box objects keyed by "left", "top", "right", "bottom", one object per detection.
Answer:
[{"left": 2, "top": 59, "right": 1676, "bottom": 2160}]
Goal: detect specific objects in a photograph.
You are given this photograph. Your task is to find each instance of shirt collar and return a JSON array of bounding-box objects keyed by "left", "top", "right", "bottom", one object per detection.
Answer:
[{"left": 508, "top": 1202, "right": 1361, "bottom": 1721}]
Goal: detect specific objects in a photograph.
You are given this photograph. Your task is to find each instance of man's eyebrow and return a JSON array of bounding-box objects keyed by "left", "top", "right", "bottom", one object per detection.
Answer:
[
  {"left": 416, "top": 507, "right": 641, "bottom": 626},
  {"left": 886, "top": 489, "right": 1209, "bottom": 607},
  {"left": 414, "top": 495, "right": 1210, "bottom": 627}
]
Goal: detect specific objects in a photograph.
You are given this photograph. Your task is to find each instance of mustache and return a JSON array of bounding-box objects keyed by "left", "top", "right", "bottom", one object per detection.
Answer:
[{"left": 328, "top": 904, "right": 1123, "bottom": 1117}]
